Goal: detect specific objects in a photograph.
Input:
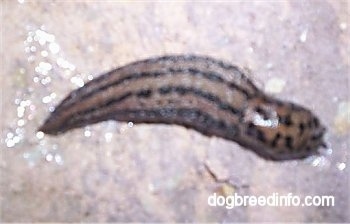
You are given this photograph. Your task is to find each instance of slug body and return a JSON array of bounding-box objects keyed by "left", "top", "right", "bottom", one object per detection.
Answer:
[{"left": 39, "top": 55, "right": 326, "bottom": 161}]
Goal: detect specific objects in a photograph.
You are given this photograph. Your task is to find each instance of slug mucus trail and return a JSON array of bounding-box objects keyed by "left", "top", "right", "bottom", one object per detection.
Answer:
[{"left": 39, "top": 55, "right": 326, "bottom": 161}]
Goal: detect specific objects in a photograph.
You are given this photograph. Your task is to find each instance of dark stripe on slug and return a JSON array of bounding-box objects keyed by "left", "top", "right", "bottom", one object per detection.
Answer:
[
  {"left": 104, "top": 92, "right": 133, "bottom": 107},
  {"left": 136, "top": 89, "right": 152, "bottom": 98},
  {"left": 279, "top": 114, "right": 293, "bottom": 126},
  {"left": 245, "top": 122, "right": 266, "bottom": 143},
  {"left": 256, "top": 129, "right": 266, "bottom": 143},
  {"left": 156, "top": 85, "right": 242, "bottom": 115},
  {"left": 66, "top": 108, "right": 240, "bottom": 139},
  {"left": 64, "top": 92, "right": 133, "bottom": 127},
  {"left": 285, "top": 136, "right": 293, "bottom": 150},
  {"left": 187, "top": 68, "right": 224, "bottom": 82},
  {"left": 312, "top": 117, "right": 320, "bottom": 127},
  {"left": 271, "top": 132, "right": 282, "bottom": 148},
  {"left": 299, "top": 123, "right": 305, "bottom": 136},
  {"left": 141, "top": 107, "right": 240, "bottom": 137},
  {"left": 75, "top": 85, "right": 244, "bottom": 125},
  {"left": 159, "top": 86, "right": 172, "bottom": 94},
  {"left": 96, "top": 68, "right": 253, "bottom": 99},
  {"left": 156, "top": 54, "right": 243, "bottom": 75},
  {"left": 57, "top": 67, "right": 255, "bottom": 113}
]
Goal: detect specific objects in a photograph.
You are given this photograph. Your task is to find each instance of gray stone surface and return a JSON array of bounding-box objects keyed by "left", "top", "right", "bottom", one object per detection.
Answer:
[{"left": 1, "top": 1, "right": 349, "bottom": 222}]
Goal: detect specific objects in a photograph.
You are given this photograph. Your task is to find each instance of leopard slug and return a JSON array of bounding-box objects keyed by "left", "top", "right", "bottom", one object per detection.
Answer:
[{"left": 38, "top": 55, "right": 326, "bottom": 161}]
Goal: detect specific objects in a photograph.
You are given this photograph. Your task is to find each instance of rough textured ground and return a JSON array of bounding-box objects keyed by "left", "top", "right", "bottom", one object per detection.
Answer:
[{"left": 1, "top": 1, "right": 349, "bottom": 222}]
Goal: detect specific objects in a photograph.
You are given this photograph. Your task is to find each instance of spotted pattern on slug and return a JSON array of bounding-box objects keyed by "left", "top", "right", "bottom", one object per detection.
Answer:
[{"left": 38, "top": 55, "right": 326, "bottom": 161}]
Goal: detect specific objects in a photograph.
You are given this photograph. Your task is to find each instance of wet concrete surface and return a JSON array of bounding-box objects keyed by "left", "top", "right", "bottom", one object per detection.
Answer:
[{"left": 1, "top": 1, "right": 349, "bottom": 222}]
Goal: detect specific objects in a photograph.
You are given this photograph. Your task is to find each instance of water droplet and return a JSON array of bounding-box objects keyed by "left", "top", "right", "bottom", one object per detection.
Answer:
[
  {"left": 5, "top": 132, "right": 22, "bottom": 148},
  {"left": 42, "top": 96, "right": 50, "bottom": 104},
  {"left": 70, "top": 77, "right": 84, "bottom": 87},
  {"left": 35, "top": 29, "right": 55, "bottom": 45},
  {"left": 337, "top": 162, "right": 346, "bottom": 171},
  {"left": 339, "top": 22, "right": 347, "bottom": 30},
  {"left": 35, "top": 62, "right": 52, "bottom": 75},
  {"left": 57, "top": 57, "right": 75, "bottom": 70},
  {"left": 311, "top": 156, "right": 329, "bottom": 168},
  {"left": 104, "top": 132, "right": 113, "bottom": 142},
  {"left": 28, "top": 55, "right": 35, "bottom": 62},
  {"left": 46, "top": 153, "right": 53, "bottom": 162},
  {"left": 20, "top": 100, "right": 31, "bottom": 107},
  {"left": 17, "top": 106, "right": 25, "bottom": 118},
  {"left": 49, "top": 42, "right": 60, "bottom": 54},
  {"left": 299, "top": 29, "right": 308, "bottom": 43},
  {"left": 30, "top": 46, "right": 36, "bottom": 52},
  {"left": 36, "top": 131, "right": 44, "bottom": 139},
  {"left": 12, "top": 136, "right": 20, "bottom": 143},
  {"left": 23, "top": 152, "right": 29, "bottom": 159},
  {"left": 15, "top": 128, "right": 24, "bottom": 135},
  {"left": 26, "top": 36, "right": 33, "bottom": 43},
  {"left": 6, "top": 140, "right": 15, "bottom": 148},
  {"left": 40, "top": 76, "right": 51, "bottom": 85},
  {"left": 41, "top": 50, "right": 48, "bottom": 57},
  {"left": 42, "top": 95, "right": 53, "bottom": 103},
  {"left": 312, "top": 157, "right": 321, "bottom": 167},
  {"left": 266, "top": 63, "right": 273, "bottom": 69},
  {"left": 54, "top": 154, "right": 63, "bottom": 165},
  {"left": 17, "top": 119, "right": 25, "bottom": 127},
  {"left": 84, "top": 129, "right": 92, "bottom": 137},
  {"left": 7, "top": 132, "right": 14, "bottom": 139},
  {"left": 325, "top": 147, "right": 332, "bottom": 155}
]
